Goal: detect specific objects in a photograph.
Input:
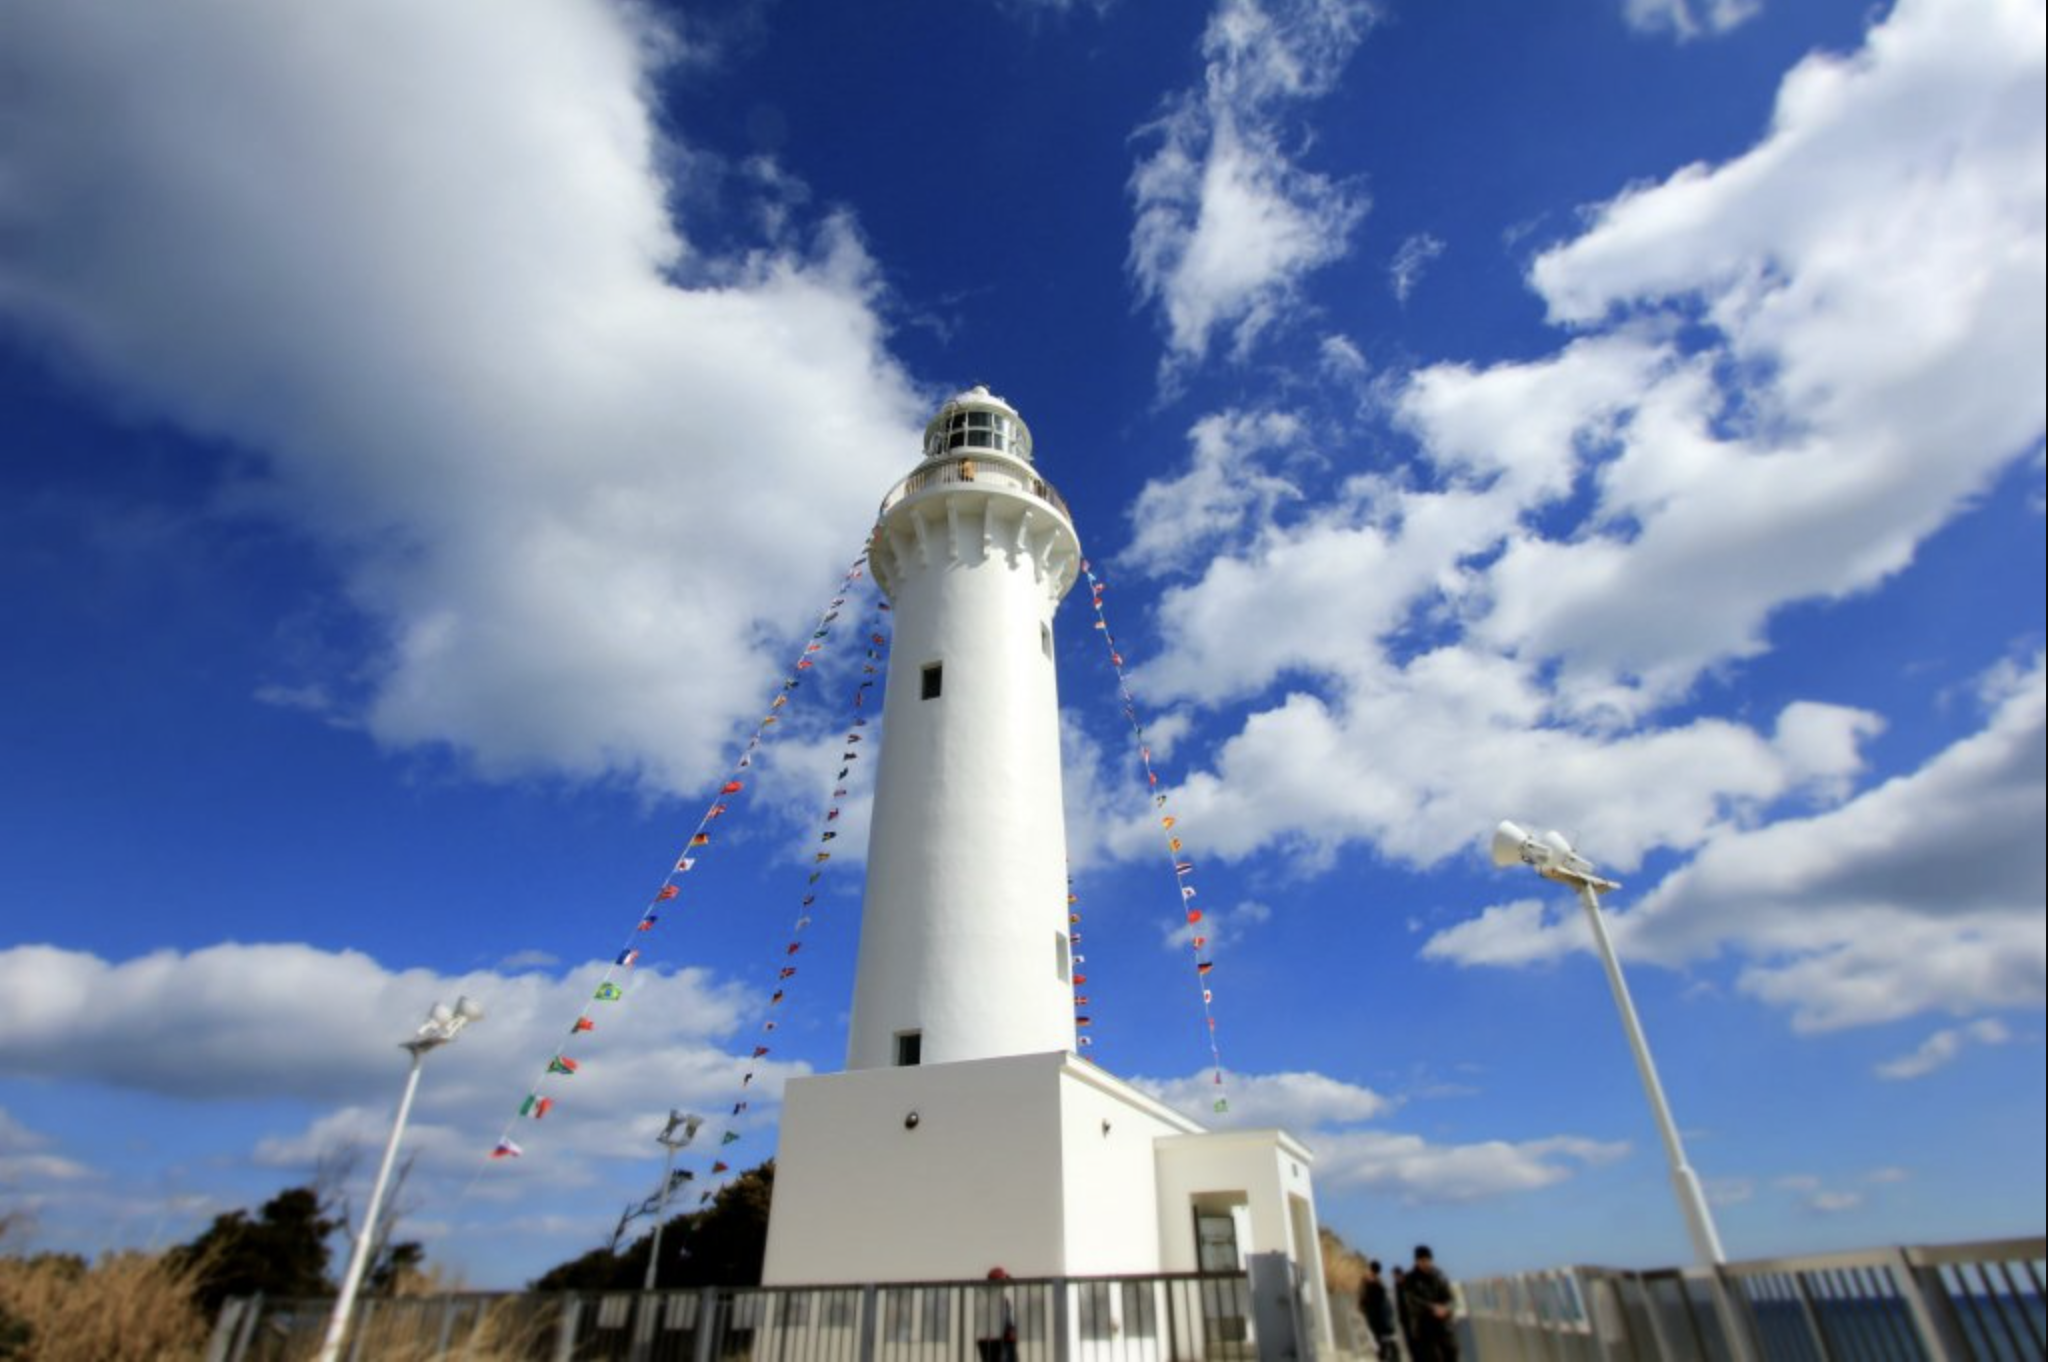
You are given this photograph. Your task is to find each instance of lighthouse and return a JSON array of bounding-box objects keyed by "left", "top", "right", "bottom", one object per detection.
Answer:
[
  {"left": 846, "top": 386, "right": 1081, "bottom": 1070},
  {"left": 762, "top": 390, "right": 1333, "bottom": 1346}
]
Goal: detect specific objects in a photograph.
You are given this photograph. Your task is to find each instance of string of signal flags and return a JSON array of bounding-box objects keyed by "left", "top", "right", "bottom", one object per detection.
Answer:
[
  {"left": 485, "top": 550, "right": 885, "bottom": 1179},
  {"left": 481, "top": 544, "right": 1230, "bottom": 1178}
]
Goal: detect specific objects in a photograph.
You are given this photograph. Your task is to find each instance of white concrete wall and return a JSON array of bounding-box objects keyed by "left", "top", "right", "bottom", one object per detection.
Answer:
[
  {"left": 1055, "top": 1061, "right": 1200, "bottom": 1276},
  {"left": 763, "top": 1053, "right": 1072, "bottom": 1284},
  {"left": 848, "top": 476, "right": 1082, "bottom": 1071}
]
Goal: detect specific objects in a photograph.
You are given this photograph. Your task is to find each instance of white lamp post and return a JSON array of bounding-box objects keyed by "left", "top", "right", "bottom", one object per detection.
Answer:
[
  {"left": 316, "top": 996, "right": 484, "bottom": 1362},
  {"left": 1490, "top": 822, "right": 1753, "bottom": 1360},
  {"left": 642, "top": 1110, "right": 703, "bottom": 1291},
  {"left": 1490, "top": 822, "right": 1725, "bottom": 1260}
]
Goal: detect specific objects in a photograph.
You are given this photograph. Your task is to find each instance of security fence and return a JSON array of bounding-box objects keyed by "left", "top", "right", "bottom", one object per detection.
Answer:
[
  {"left": 207, "top": 1267, "right": 1297, "bottom": 1362},
  {"left": 1457, "top": 1236, "right": 2044, "bottom": 1362}
]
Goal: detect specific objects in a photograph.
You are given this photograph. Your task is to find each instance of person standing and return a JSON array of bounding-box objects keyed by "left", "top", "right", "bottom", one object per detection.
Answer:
[
  {"left": 1400, "top": 1245, "right": 1459, "bottom": 1362},
  {"left": 1359, "top": 1258, "right": 1400, "bottom": 1360},
  {"left": 976, "top": 1267, "right": 1017, "bottom": 1362}
]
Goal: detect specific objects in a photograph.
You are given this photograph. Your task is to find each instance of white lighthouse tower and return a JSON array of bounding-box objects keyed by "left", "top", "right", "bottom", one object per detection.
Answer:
[
  {"left": 762, "top": 389, "right": 1333, "bottom": 1348},
  {"left": 846, "top": 386, "right": 1079, "bottom": 1071}
]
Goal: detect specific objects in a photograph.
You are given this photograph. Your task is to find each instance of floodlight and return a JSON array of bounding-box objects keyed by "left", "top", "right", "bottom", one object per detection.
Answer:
[
  {"left": 429, "top": 1002, "right": 456, "bottom": 1026},
  {"left": 454, "top": 996, "right": 485, "bottom": 1022},
  {"left": 1491, "top": 819, "right": 1536, "bottom": 868}
]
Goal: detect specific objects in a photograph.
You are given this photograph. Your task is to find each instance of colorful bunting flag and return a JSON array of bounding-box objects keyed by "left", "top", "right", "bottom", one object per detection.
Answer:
[
  {"left": 549, "top": 1056, "right": 579, "bottom": 1075},
  {"left": 492, "top": 1139, "right": 523, "bottom": 1159},
  {"left": 594, "top": 983, "right": 623, "bottom": 1001}
]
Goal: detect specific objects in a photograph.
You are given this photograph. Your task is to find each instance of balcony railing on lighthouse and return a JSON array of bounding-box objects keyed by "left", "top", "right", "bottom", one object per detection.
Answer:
[{"left": 879, "top": 456, "right": 1072, "bottom": 524}]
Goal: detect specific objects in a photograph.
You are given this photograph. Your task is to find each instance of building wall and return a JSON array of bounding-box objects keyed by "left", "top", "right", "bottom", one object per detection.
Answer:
[
  {"left": 1055, "top": 1061, "right": 1201, "bottom": 1276},
  {"left": 764, "top": 1053, "right": 1071, "bottom": 1284},
  {"left": 848, "top": 486, "right": 1080, "bottom": 1070}
]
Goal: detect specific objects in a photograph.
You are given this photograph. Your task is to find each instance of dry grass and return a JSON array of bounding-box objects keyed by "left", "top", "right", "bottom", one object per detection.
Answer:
[
  {"left": 1321, "top": 1224, "right": 1370, "bottom": 1305},
  {"left": 0, "top": 1249, "right": 210, "bottom": 1362}
]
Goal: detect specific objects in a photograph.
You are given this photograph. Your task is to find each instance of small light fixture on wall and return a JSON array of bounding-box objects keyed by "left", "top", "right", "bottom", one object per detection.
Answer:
[{"left": 904, "top": 1111, "right": 921, "bottom": 1130}]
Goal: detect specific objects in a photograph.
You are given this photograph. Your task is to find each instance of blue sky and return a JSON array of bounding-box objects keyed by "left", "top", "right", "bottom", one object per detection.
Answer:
[{"left": 1, "top": 0, "right": 2042, "bottom": 1288}]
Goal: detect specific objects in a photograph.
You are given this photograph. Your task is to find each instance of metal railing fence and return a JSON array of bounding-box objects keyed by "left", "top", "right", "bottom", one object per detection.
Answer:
[
  {"left": 1458, "top": 1236, "right": 2044, "bottom": 1362},
  {"left": 207, "top": 1270, "right": 1267, "bottom": 1362}
]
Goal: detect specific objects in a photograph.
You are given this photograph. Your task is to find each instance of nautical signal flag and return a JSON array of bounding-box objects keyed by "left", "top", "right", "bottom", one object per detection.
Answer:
[
  {"left": 616, "top": 949, "right": 640, "bottom": 967},
  {"left": 492, "top": 1139, "right": 523, "bottom": 1159},
  {"left": 720, "top": 780, "right": 744, "bottom": 794},
  {"left": 674, "top": 856, "right": 696, "bottom": 874},
  {"left": 534, "top": 1097, "right": 554, "bottom": 1119},
  {"left": 638, "top": 916, "right": 658, "bottom": 931},
  {"left": 1161, "top": 816, "right": 1176, "bottom": 829},
  {"left": 573, "top": 1017, "right": 596, "bottom": 1032},
  {"left": 657, "top": 885, "right": 680, "bottom": 901},
  {"left": 549, "top": 1056, "right": 579, "bottom": 1075},
  {"left": 778, "top": 966, "right": 797, "bottom": 979},
  {"left": 1175, "top": 861, "right": 1194, "bottom": 875},
  {"left": 752, "top": 1045, "right": 770, "bottom": 1058},
  {"left": 1186, "top": 909, "right": 1202, "bottom": 923},
  {"left": 712, "top": 1161, "right": 730, "bottom": 1174},
  {"left": 1196, "top": 961, "right": 1215, "bottom": 975},
  {"left": 690, "top": 833, "right": 710, "bottom": 847},
  {"left": 722, "top": 1130, "right": 742, "bottom": 1145},
  {"left": 594, "top": 983, "right": 624, "bottom": 1001}
]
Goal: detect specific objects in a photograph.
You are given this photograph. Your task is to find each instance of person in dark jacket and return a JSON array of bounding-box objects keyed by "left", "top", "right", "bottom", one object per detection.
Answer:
[
  {"left": 1400, "top": 1245, "right": 1459, "bottom": 1362},
  {"left": 1359, "top": 1258, "right": 1399, "bottom": 1360}
]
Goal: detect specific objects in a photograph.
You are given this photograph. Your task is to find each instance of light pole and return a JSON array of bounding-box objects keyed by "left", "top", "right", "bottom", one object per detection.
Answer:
[
  {"left": 1490, "top": 822, "right": 1753, "bottom": 1359},
  {"left": 642, "top": 1110, "right": 703, "bottom": 1291},
  {"left": 316, "top": 996, "right": 484, "bottom": 1362}
]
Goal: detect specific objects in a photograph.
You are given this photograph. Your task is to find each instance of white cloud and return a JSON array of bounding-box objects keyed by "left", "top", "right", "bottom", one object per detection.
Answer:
[
  {"left": 1132, "top": 1069, "right": 1632, "bottom": 1205},
  {"left": 0, "top": 0, "right": 926, "bottom": 798},
  {"left": 0, "top": 1109, "right": 96, "bottom": 1188},
  {"left": 1428, "top": 659, "right": 2045, "bottom": 1030},
  {"left": 1313, "top": 1131, "right": 1630, "bottom": 1203},
  {"left": 1136, "top": 1069, "right": 1395, "bottom": 1128},
  {"left": 1121, "top": 410, "right": 1310, "bottom": 575},
  {"left": 1503, "top": 0, "right": 2045, "bottom": 709},
  {"left": 1388, "top": 233, "right": 1447, "bottom": 304},
  {"left": 1874, "top": 1019, "right": 2014, "bottom": 1080},
  {"left": 1128, "top": 0, "right": 1374, "bottom": 370},
  {"left": 1623, "top": 0, "right": 1761, "bottom": 42},
  {"left": 0, "top": 942, "right": 765, "bottom": 1121},
  {"left": 0, "top": 940, "right": 801, "bottom": 1256},
  {"left": 1106, "top": 0, "right": 2044, "bottom": 1038}
]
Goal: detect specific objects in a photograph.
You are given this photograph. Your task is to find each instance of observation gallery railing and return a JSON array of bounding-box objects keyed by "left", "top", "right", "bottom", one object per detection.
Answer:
[
  {"left": 1457, "top": 1236, "right": 2044, "bottom": 1362},
  {"left": 878, "top": 456, "right": 1072, "bottom": 524}
]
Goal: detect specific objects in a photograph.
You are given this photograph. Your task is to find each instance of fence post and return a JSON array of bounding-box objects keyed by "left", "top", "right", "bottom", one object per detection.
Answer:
[
  {"left": 1890, "top": 1249, "right": 1964, "bottom": 1362},
  {"left": 1053, "top": 1278, "right": 1071, "bottom": 1362},
  {"left": 201, "top": 1297, "right": 247, "bottom": 1362},
  {"left": 858, "top": 1284, "right": 879, "bottom": 1362},
  {"left": 695, "top": 1288, "right": 722, "bottom": 1362},
  {"left": 553, "top": 1295, "right": 583, "bottom": 1362}
]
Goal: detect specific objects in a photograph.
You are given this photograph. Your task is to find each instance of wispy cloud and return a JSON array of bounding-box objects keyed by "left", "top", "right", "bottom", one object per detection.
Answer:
[
  {"left": 1388, "top": 233, "right": 1447, "bottom": 304},
  {"left": 1128, "top": 0, "right": 1375, "bottom": 373},
  {"left": 1622, "top": 0, "right": 1761, "bottom": 42},
  {"left": 1875, "top": 1019, "right": 2014, "bottom": 1080}
]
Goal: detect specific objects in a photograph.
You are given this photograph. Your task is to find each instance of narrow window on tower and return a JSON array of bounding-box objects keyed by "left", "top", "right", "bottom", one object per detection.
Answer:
[
  {"left": 921, "top": 662, "right": 943, "bottom": 700},
  {"left": 1056, "top": 932, "right": 1071, "bottom": 983},
  {"left": 1040, "top": 623, "right": 1053, "bottom": 660},
  {"left": 894, "top": 1030, "right": 922, "bottom": 1067}
]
